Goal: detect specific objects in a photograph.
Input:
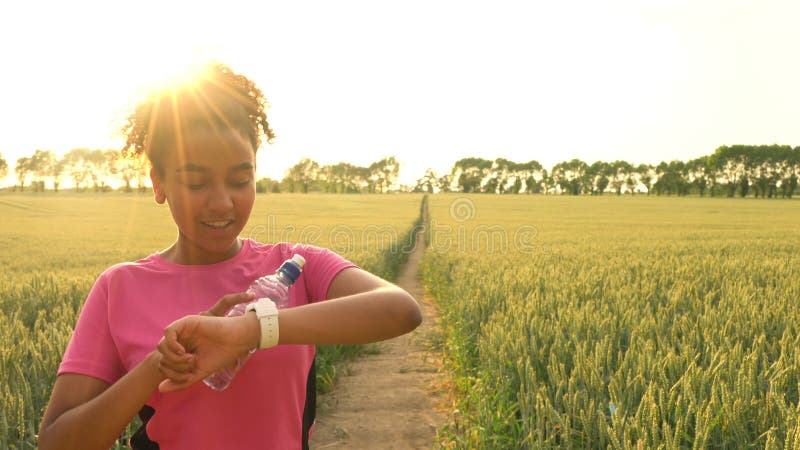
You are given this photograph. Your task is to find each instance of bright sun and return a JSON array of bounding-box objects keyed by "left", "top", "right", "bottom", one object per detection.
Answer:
[{"left": 128, "top": 51, "right": 216, "bottom": 101}]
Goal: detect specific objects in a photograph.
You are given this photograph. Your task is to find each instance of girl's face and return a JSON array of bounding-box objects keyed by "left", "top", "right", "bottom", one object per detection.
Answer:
[{"left": 150, "top": 128, "right": 256, "bottom": 264}]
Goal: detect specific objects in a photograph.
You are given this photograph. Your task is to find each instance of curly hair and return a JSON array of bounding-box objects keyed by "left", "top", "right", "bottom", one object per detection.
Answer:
[{"left": 121, "top": 62, "right": 275, "bottom": 176}]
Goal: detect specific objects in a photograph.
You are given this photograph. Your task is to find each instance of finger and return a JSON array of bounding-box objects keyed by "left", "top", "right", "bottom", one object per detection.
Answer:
[
  {"left": 159, "top": 379, "right": 181, "bottom": 392},
  {"left": 158, "top": 367, "right": 205, "bottom": 392},
  {"left": 161, "top": 324, "right": 186, "bottom": 353},
  {"left": 159, "top": 350, "right": 194, "bottom": 373},
  {"left": 159, "top": 376, "right": 200, "bottom": 393},
  {"left": 157, "top": 335, "right": 187, "bottom": 362},
  {"left": 157, "top": 361, "right": 193, "bottom": 385},
  {"left": 164, "top": 330, "right": 186, "bottom": 355},
  {"left": 202, "top": 291, "right": 255, "bottom": 316},
  {"left": 203, "top": 291, "right": 256, "bottom": 317}
]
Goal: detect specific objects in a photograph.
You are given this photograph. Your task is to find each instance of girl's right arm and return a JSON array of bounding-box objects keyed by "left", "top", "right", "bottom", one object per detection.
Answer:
[
  {"left": 38, "top": 292, "right": 249, "bottom": 450},
  {"left": 38, "top": 351, "right": 168, "bottom": 450}
]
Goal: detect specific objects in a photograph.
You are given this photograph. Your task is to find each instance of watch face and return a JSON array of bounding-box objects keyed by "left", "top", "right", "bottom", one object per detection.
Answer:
[{"left": 252, "top": 298, "right": 278, "bottom": 317}]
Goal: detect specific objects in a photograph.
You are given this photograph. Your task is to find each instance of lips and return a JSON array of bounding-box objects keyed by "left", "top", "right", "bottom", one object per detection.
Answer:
[{"left": 202, "top": 220, "right": 234, "bottom": 229}]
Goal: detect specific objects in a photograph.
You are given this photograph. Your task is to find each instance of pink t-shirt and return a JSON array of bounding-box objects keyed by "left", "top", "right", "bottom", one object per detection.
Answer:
[{"left": 58, "top": 239, "right": 356, "bottom": 449}]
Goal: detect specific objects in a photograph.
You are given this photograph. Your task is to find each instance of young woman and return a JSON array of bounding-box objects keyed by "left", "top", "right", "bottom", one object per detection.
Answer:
[{"left": 38, "top": 62, "right": 422, "bottom": 450}]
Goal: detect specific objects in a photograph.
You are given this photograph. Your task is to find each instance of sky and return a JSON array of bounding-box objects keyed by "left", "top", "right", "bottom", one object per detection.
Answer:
[{"left": 1, "top": 0, "right": 799, "bottom": 188}]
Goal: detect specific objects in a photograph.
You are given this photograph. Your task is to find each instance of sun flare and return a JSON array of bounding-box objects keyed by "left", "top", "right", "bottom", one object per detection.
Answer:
[
  {"left": 142, "top": 65, "right": 207, "bottom": 96},
  {"left": 128, "top": 50, "right": 218, "bottom": 102}
]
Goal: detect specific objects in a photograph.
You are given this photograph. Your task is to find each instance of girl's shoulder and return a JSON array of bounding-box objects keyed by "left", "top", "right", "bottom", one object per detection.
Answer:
[
  {"left": 248, "top": 239, "right": 334, "bottom": 258},
  {"left": 91, "top": 253, "right": 167, "bottom": 283}
]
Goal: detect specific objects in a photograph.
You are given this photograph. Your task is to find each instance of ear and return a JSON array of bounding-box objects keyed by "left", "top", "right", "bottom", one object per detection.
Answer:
[{"left": 150, "top": 168, "right": 167, "bottom": 204}]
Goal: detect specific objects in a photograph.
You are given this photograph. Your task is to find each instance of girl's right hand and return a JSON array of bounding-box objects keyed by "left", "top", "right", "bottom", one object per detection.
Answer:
[
  {"left": 200, "top": 291, "right": 256, "bottom": 317},
  {"left": 156, "top": 312, "right": 261, "bottom": 392}
]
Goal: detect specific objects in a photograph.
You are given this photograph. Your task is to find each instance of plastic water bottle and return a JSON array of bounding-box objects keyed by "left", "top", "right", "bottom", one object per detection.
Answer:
[{"left": 203, "top": 254, "right": 306, "bottom": 391}]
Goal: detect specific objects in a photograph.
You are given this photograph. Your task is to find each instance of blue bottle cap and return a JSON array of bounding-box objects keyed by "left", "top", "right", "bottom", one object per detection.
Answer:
[{"left": 278, "top": 254, "right": 305, "bottom": 285}]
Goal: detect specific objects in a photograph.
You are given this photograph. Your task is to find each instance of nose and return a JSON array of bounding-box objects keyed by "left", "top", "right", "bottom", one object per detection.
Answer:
[{"left": 207, "top": 183, "right": 234, "bottom": 214}]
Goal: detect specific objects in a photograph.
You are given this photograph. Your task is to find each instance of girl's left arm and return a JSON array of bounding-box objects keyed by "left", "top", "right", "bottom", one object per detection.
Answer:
[
  {"left": 280, "top": 266, "right": 422, "bottom": 344},
  {"left": 158, "top": 267, "right": 422, "bottom": 391}
]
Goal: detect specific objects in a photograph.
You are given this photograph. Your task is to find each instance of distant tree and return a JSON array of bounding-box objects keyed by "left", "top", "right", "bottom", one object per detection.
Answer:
[
  {"left": 51, "top": 157, "right": 66, "bottom": 192},
  {"left": 551, "top": 159, "right": 589, "bottom": 195},
  {"left": 540, "top": 173, "right": 556, "bottom": 194},
  {"left": 738, "top": 147, "right": 756, "bottom": 198},
  {"left": 712, "top": 146, "right": 747, "bottom": 197},
  {"left": 484, "top": 158, "right": 510, "bottom": 194},
  {"left": 783, "top": 147, "right": 800, "bottom": 198},
  {"left": 63, "top": 148, "right": 92, "bottom": 191},
  {"left": 522, "top": 161, "right": 545, "bottom": 194},
  {"left": 0, "top": 153, "right": 8, "bottom": 180},
  {"left": 319, "top": 162, "right": 366, "bottom": 193},
  {"left": 508, "top": 177, "right": 522, "bottom": 194},
  {"left": 438, "top": 174, "right": 453, "bottom": 193},
  {"left": 369, "top": 156, "right": 400, "bottom": 193},
  {"left": 114, "top": 150, "right": 149, "bottom": 193},
  {"left": 636, "top": 164, "right": 654, "bottom": 195},
  {"left": 15, "top": 156, "right": 32, "bottom": 191},
  {"left": 752, "top": 145, "right": 791, "bottom": 198},
  {"left": 686, "top": 156, "right": 713, "bottom": 197},
  {"left": 381, "top": 156, "right": 400, "bottom": 192},
  {"left": 413, "top": 168, "right": 440, "bottom": 193},
  {"left": 280, "top": 177, "right": 296, "bottom": 193},
  {"left": 327, "top": 163, "right": 345, "bottom": 193},
  {"left": 328, "top": 162, "right": 348, "bottom": 193},
  {"left": 350, "top": 166, "right": 370, "bottom": 193},
  {"left": 610, "top": 160, "right": 633, "bottom": 195},
  {"left": 364, "top": 162, "right": 378, "bottom": 193},
  {"left": 475, "top": 158, "right": 545, "bottom": 194},
  {"left": 256, "top": 177, "right": 281, "bottom": 193},
  {"left": 653, "top": 160, "right": 688, "bottom": 196},
  {"left": 451, "top": 157, "right": 493, "bottom": 193},
  {"left": 284, "top": 158, "right": 320, "bottom": 193},
  {"left": 781, "top": 146, "right": 800, "bottom": 198},
  {"left": 30, "top": 149, "right": 57, "bottom": 192},
  {"left": 625, "top": 172, "right": 637, "bottom": 194},
  {"left": 85, "top": 149, "right": 115, "bottom": 192},
  {"left": 588, "top": 161, "right": 610, "bottom": 195}
]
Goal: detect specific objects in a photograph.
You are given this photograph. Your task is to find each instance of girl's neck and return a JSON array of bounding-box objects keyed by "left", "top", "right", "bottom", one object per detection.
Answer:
[{"left": 160, "top": 237, "right": 243, "bottom": 265}]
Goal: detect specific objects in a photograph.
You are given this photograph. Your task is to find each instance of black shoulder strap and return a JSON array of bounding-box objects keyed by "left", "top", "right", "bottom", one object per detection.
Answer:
[
  {"left": 302, "top": 356, "right": 317, "bottom": 450},
  {"left": 129, "top": 405, "right": 159, "bottom": 450}
]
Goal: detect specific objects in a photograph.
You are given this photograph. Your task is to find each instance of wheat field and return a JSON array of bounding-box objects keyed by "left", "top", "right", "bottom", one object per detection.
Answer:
[
  {"left": 422, "top": 195, "right": 800, "bottom": 449},
  {"left": 4, "top": 192, "right": 799, "bottom": 449}
]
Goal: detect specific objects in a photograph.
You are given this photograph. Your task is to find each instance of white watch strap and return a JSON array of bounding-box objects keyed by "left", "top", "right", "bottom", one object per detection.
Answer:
[{"left": 245, "top": 298, "right": 279, "bottom": 349}]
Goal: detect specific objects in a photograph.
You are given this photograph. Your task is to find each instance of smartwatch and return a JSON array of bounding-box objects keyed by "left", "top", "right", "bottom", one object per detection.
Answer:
[{"left": 245, "top": 298, "right": 279, "bottom": 349}]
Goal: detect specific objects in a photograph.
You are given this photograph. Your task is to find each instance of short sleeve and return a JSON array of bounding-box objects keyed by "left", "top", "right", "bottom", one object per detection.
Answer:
[
  {"left": 58, "top": 271, "right": 125, "bottom": 384},
  {"left": 290, "top": 244, "right": 357, "bottom": 302}
]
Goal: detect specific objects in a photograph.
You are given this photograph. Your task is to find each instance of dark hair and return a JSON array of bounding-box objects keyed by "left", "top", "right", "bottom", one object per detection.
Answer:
[{"left": 121, "top": 62, "right": 275, "bottom": 176}]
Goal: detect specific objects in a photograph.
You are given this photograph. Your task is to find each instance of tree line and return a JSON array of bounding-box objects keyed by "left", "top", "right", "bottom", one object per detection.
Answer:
[
  {"left": 268, "top": 157, "right": 399, "bottom": 194},
  {"left": 414, "top": 145, "right": 799, "bottom": 198},
  {"left": 0, "top": 149, "right": 401, "bottom": 194},
  {"left": 0, "top": 148, "right": 148, "bottom": 193},
  {"left": 1, "top": 145, "right": 798, "bottom": 197}
]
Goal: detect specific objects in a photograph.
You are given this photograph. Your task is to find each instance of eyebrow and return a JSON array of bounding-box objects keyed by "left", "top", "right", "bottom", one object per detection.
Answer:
[{"left": 176, "top": 162, "right": 254, "bottom": 173}]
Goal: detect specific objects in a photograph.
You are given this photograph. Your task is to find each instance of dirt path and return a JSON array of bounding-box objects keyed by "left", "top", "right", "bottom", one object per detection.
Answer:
[{"left": 311, "top": 218, "right": 445, "bottom": 449}]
